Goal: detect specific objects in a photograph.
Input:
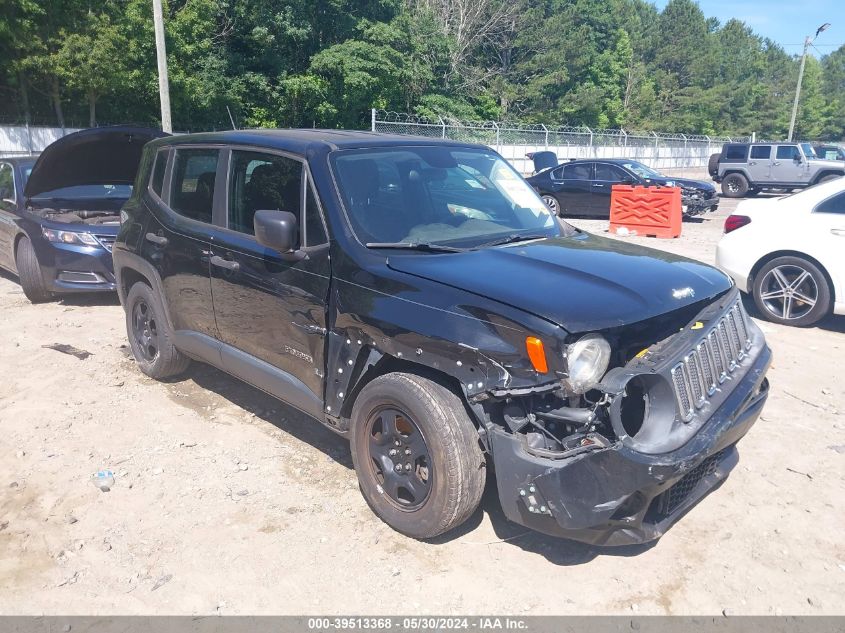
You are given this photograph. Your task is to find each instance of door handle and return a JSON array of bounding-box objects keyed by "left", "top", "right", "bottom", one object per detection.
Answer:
[
  {"left": 145, "top": 232, "right": 168, "bottom": 246},
  {"left": 210, "top": 255, "right": 240, "bottom": 271},
  {"left": 773, "top": 161, "right": 781, "bottom": 166},
  {"left": 749, "top": 161, "right": 756, "bottom": 165},
  {"left": 831, "top": 229, "right": 845, "bottom": 236}
]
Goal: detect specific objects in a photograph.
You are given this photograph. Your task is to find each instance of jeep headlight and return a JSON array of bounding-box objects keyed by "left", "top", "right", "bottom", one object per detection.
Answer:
[
  {"left": 563, "top": 334, "right": 611, "bottom": 394},
  {"left": 42, "top": 227, "right": 99, "bottom": 247}
]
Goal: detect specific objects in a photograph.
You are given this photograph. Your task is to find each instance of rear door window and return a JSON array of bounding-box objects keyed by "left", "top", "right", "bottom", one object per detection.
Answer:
[
  {"left": 750, "top": 146, "right": 771, "bottom": 160},
  {"left": 170, "top": 149, "right": 219, "bottom": 223},
  {"left": 562, "top": 163, "right": 592, "bottom": 180},
  {"left": 815, "top": 191, "right": 845, "bottom": 214}
]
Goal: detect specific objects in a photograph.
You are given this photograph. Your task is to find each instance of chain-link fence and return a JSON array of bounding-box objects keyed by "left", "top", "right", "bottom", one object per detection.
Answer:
[{"left": 372, "top": 110, "right": 749, "bottom": 174}]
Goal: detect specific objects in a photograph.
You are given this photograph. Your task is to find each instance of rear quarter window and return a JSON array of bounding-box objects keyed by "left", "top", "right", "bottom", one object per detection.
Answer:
[
  {"left": 150, "top": 149, "right": 168, "bottom": 197},
  {"left": 723, "top": 145, "right": 748, "bottom": 161}
]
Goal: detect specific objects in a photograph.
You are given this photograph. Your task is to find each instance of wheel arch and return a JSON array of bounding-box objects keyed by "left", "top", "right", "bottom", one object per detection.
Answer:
[
  {"left": 341, "top": 353, "right": 476, "bottom": 423},
  {"left": 112, "top": 250, "right": 175, "bottom": 330},
  {"left": 750, "top": 250, "right": 836, "bottom": 302},
  {"left": 810, "top": 170, "right": 845, "bottom": 185},
  {"left": 11, "top": 231, "right": 29, "bottom": 272},
  {"left": 721, "top": 169, "right": 751, "bottom": 181}
]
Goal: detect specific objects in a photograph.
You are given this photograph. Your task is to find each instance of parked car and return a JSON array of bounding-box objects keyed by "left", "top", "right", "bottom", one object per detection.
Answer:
[
  {"left": 114, "top": 130, "right": 770, "bottom": 545},
  {"left": 716, "top": 178, "right": 845, "bottom": 327},
  {"left": 710, "top": 142, "right": 844, "bottom": 198},
  {"left": 0, "top": 126, "right": 167, "bottom": 302},
  {"left": 526, "top": 158, "right": 719, "bottom": 218},
  {"left": 814, "top": 143, "right": 845, "bottom": 162}
]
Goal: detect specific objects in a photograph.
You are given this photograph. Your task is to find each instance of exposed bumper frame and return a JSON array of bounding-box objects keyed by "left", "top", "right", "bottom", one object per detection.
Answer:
[{"left": 489, "top": 343, "right": 771, "bottom": 546}]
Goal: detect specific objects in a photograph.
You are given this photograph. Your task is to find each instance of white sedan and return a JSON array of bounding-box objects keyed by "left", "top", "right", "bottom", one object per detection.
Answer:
[{"left": 716, "top": 177, "right": 845, "bottom": 326}]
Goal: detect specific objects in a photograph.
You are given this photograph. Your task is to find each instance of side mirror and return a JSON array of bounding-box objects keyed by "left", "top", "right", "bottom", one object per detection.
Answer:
[{"left": 254, "top": 210, "right": 300, "bottom": 256}]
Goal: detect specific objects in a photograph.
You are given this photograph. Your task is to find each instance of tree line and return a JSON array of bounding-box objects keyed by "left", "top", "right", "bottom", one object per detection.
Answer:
[{"left": 1, "top": 0, "right": 843, "bottom": 139}]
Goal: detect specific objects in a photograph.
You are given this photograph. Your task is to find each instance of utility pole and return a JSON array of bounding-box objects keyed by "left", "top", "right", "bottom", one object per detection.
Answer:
[
  {"left": 788, "top": 22, "right": 830, "bottom": 142},
  {"left": 152, "top": 0, "right": 172, "bottom": 133}
]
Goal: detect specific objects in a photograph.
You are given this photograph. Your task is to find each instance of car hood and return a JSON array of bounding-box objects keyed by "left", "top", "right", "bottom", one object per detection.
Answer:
[
  {"left": 809, "top": 158, "right": 845, "bottom": 169},
  {"left": 24, "top": 126, "right": 169, "bottom": 199},
  {"left": 386, "top": 233, "right": 732, "bottom": 332},
  {"left": 645, "top": 176, "right": 715, "bottom": 192}
]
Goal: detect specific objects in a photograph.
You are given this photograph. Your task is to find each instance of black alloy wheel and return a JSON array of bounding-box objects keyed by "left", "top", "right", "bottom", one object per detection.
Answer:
[
  {"left": 364, "top": 407, "right": 432, "bottom": 510},
  {"left": 131, "top": 298, "right": 160, "bottom": 363}
]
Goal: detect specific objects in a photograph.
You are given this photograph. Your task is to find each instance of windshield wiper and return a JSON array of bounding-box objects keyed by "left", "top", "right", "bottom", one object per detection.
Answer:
[
  {"left": 365, "top": 242, "right": 466, "bottom": 253},
  {"left": 472, "top": 233, "right": 549, "bottom": 249}
]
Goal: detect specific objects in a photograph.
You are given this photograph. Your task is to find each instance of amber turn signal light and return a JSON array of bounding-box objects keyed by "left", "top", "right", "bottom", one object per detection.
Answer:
[{"left": 525, "top": 336, "right": 548, "bottom": 374}]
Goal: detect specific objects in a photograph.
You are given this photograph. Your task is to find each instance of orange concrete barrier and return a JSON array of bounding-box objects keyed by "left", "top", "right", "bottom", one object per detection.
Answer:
[{"left": 609, "top": 185, "right": 682, "bottom": 238}]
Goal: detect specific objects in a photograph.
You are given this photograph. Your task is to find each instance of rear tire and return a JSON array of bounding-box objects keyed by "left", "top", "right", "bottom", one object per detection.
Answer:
[
  {"left": 125, "top": 281, "right": 191, "bottom": 379},
  {"left": 15, "top": 236, "right": 52, "bottom": 303},
  {"left": 752, "top": 256, "right": 831, "bottom": 327},
  {"left": 708, "top": 153, "right": 721, "bottom": 178},
  {"left": 721, "top": 173, "right": 749, "bottom": 198},
  {"left": 541, "top": 194, "right": 560, "bottom": 216},
  {"left": 817, "top": 174, "right": 842, "bottom": 185},
  {"left": 350, "top": 372, "right": 486, "bottom": 539}
]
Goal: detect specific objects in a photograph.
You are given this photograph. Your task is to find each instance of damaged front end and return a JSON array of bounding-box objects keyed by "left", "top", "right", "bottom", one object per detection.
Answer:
[{"left": 478, "top": 289, "right": 770, "bottom": 545}]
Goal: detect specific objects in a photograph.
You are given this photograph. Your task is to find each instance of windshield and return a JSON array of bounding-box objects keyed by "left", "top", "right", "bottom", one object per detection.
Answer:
[
  {"left": 621, "top": 161, "right": 661, "bottom": 179},
  {"left": 331, "top": 146, "right": 560, "bottom": 248},
  {"left": 801, "top": 143, "right": 818, "bottom": 159},
  {"left": 30, "top": 183, "right": 132, "bottom": 200}
]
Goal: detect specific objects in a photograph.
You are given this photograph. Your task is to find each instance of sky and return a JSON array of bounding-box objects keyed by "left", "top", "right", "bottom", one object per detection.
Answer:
[{"left": 652, "top": 0, "right": 845, "bottom": 56}]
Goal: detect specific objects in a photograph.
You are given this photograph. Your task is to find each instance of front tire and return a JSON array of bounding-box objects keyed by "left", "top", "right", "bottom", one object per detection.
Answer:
[
  {"left": 15, "top": 236, "right": 52, "bottom": 303},
  {"left": 752, "top": 256, "right": 831, "bottom": 326},
  {"left": 125, "top": 281, "right": 191, "bottom": 379},
  {"left": 721, "top": 173, "right": 749, "bottom": 198},
  {"left": 350, "top": 372, "right": 486, "bottom": 539}
]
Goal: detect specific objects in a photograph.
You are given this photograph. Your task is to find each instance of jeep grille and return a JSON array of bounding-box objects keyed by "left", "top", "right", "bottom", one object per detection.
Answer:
[{"left": 670, "top": 300, "right": 752, "bottom": 421}]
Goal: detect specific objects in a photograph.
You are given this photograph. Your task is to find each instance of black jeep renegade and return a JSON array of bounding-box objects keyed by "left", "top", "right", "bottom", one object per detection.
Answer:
[{"left": 114, "top": 130, "right": 771, "bottom": 546}]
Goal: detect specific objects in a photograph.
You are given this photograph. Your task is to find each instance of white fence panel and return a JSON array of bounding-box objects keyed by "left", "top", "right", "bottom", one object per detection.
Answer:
[{"left": 0, "top": 125, "right": 81, "bottom": 156}]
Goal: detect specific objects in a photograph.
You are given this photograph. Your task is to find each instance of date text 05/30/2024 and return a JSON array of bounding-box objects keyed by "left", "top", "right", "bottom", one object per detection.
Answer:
[{"left": 307, "top": 617, "right": 528, "bottom": 630}]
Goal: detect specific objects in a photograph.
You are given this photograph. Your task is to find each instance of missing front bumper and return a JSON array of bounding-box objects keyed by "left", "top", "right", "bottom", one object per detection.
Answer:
[{"left": 489, "top": 345, "right": 770, "bottom": 546}]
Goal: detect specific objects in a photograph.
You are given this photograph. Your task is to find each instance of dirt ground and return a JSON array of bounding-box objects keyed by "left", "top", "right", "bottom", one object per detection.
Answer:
[{"left": 1, "top": 189, "right": 844, "bottom": 616}]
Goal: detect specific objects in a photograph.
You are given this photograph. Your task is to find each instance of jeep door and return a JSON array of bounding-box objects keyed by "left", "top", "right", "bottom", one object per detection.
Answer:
[
  {"left": 748, "top": 145, "right": 772, "bottom": 182},
  {"left": 209, "top": 148, "right": 330, "bottom": 414},
  {"left": 770, "top": 145, "right": 806, "bottom": 185},
  {"left": 143, "top": 147, "right": 220, "bottom": 340}
]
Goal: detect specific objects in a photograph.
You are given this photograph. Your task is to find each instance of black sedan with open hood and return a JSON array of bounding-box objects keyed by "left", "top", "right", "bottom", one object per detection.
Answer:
[
  {"left": 0, "top": 126, "right": 167, "bottom": 303},
  {"left": 526, "top": 156, "right": 719, "bottom": 218}
]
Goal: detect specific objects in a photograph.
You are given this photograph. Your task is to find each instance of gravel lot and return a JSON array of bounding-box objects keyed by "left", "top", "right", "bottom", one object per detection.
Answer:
[{"left": 1, "top": 186, "right": 843, "bottom": 615}]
